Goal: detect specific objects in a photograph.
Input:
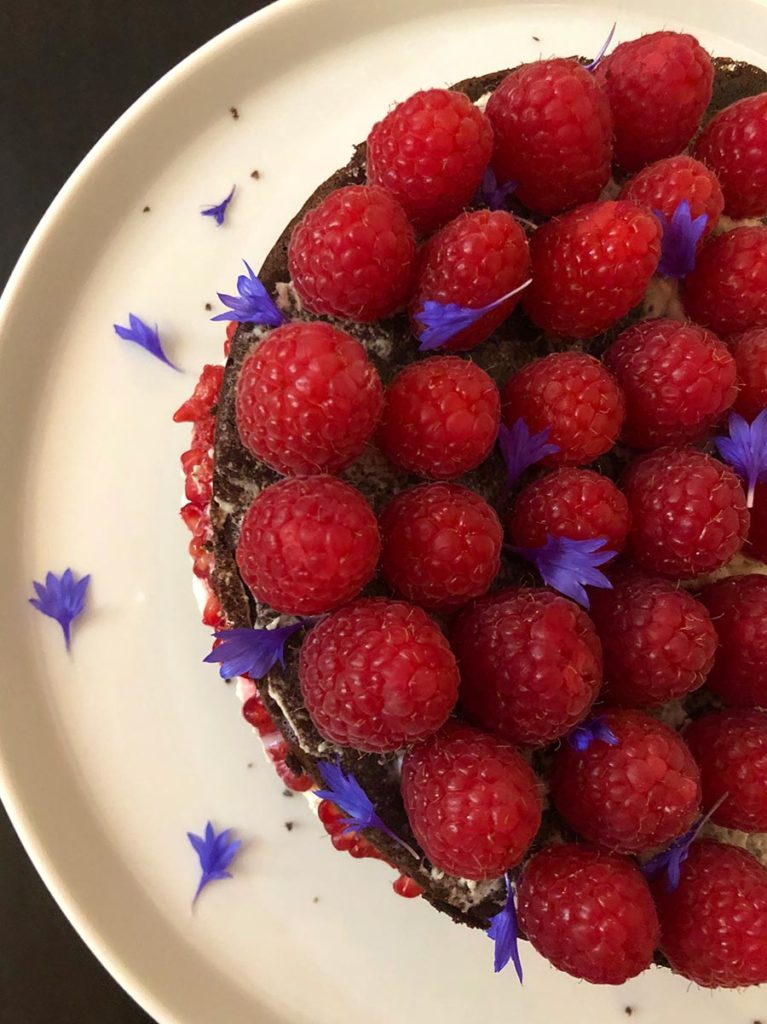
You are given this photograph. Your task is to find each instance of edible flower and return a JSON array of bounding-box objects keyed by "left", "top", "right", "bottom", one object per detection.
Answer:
[
  {"left": 414, "top": 279, "right": 531, "bottom": 351},
  {"left": 511, "top": 534, "right": 615, "bottom": 608},
  {"left": 714, "top": 409, "right": 767, "bottom": 507},
  {"left": 479, "top": 167, "right": 519, "bottom": 211},
  {"left": 567, "top": 716, "right": 619, "bottom": 752},
  {"left": 114, "top": 314, "right": 177, "bottom": 369},
  {"left": 201, "top": 185, "right": 236, "bottom": 226},
  {"left": 204, "top": 619, "right": 314, "bottom": 680},
  {"left": 210, "top": 261, "right": 285, "bottom": 325},
  {"left": 487, "top": 874, "right": 523, "bottom": 980},
  {"left": 29, "top": 569, "right": 90, "bottom": 651},
  {"left": 187, "top": 822, "right": 242, "bottom": 905},
  {"left": 654, "top": 200, "right": 708, "bottom": 279},
  {"left": 498, "top": 418, "right": 560, "bottom": 488}
]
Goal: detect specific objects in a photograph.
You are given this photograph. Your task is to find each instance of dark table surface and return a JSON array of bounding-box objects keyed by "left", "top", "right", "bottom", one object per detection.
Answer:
[{"left": 0, "top": 3, "right": 271, "bottom": 1021}]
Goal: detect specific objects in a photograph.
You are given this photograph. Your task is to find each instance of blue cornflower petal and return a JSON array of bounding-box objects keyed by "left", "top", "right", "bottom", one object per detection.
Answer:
[
  {"left": 114, "top": 313, "right": 178, "bottom": 369},
  {"left": 29, "top": 568, "right": 91, "bottom": 651},
  {"left": 715, "top": 409, "right": 767, "bottom": 507},
  {"left": 512, "top": 534, "right": 616, "bottom": 608},
  {"left": 187, "top": 821, "right": 243, "bottom": 905},
  {"left": 498, "top": 418, "right": 560, "bottom": 488},
  {"left": 201, "top": 185, "right": 236, "bottom": 226},
  {"left": 210, "top": 260, "right": 285, "bottom": 326}
]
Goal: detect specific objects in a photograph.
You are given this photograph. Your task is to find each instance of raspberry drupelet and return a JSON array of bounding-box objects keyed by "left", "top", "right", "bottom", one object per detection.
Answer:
[
  {"left": 694, "top": 92, "right": 767, "bottom": 218},
  {"left": 697, "top": 574, "right": 767, "bottom": 707},
  {"left": 551, "top": 709, "right": 701, "bottom": 853},
  {"left": 235, "top": 321, "right": 383, "bottom": 475},
  {"left": 683, "top": 226, "right": 767, "bottom": 337},
  {"left": 486, "top": 58, "right": 613, "bottom": 215},
  {"left": 409, "top": 209, "right": 531, "bottom": 351},
  {"left": 379, "top": 483, "right": 502, "bottom": 611},
  {"left": 518, "top": 844, "right": 660, "bottom": 985},
  {"left": 731, "top": 327, "right": 767, "bottom": 419},
  {"left": 618, "top": 154, "right": 723, "bottom": 240},
  {"left": 451, "top": 588, "right": 603, "bottom": 747},
  {"left": 235, "top": 476, "right": 380, "bottom": 615},
  {"left": 502, "top": 353, "right": 625, "bottom": 466},
  {"left": 604, "top": 318, "right": 737, "bottom": 449},
  {"left": 366, "top": 88, "right": 493, "bottom": 233},
  {"left": 378, "top": 356, "right": 500, "bottom": 479},
  {"left": 401, "top": 721, "right": 542, "bottom": 880},
  {"left": 287, "top": 185, "right": 416, "bottom": 322},
  {"left": 299, "top": 599, "right": 459, "bottom": 753}
]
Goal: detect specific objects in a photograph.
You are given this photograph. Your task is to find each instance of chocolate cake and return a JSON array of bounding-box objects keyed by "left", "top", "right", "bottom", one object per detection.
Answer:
[{"left": 173, "top": 38, "right": 767, "bottom": 986}]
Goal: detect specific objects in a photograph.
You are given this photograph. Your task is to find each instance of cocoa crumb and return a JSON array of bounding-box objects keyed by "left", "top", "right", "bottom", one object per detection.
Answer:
[
  {"left": 142, "top": 206, "right": 151, "bottom": 213},
  {"left": 230, "top": 106, "right": 240, "bottom": 120},
  {"left": 205, "top": 303, "right": 212, "bottom": 311},
  {"left": 312, "top": 896, "right": 320, "bottom": 904},
  {"left": 250, "top": 169, "right": 261, "bottom": 180},
  {"left": 624, "top": 1010, "right": 633, "bottom": 1017},
  {"left": 532, "top": 35, "right": 540, "bottom": 42},
  {"left": 284, "top": 821, "right": 295, "bottom": 832},
  {"left": 283, "top": 789, "right": 295, "bottom": 798}
]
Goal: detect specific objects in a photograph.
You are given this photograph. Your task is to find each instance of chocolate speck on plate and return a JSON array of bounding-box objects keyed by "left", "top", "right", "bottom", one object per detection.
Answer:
[
  {"left": 205, "top": 302, "right": 212, "bottom": 311},
  {"left": 250, "top": 169, "right": 261, "bottom": 180},
  {"left": 532, "top": 34, "right": 540, "bottom": 41},
  {"left": 284, "top": 821, "right": 294, "bottom": 832},
  {"left": 230, "top": 106, "right": 240, "bottom": 120},
  {"left": 282, "top": 789, "right": 295, "bottom": 798},
  {"left": 142, "top": 205, "right": 151, "bottom": 213}
]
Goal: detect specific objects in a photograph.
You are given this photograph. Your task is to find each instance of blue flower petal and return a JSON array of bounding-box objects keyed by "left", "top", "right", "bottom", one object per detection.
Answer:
[
  {"left": 584, "top": 22, "right": 616, "bottom": 72},
  {"left": 204, "top": 620, "right": 312, "bottom": 680},
  {"left": 211, "top": 261, "right": 285, "bottom": 326},
  {"left": 512, "top": 534, "right": 616, "bottom": 608},
  {"left": 498, "top": 419, "right": 560, "bottom": 488},
  {"left": 414, "top": 279, "right": 531, "bottom": 351},
  {"left": 568, "top": 716, "right": 620, "bottom": 752},
  {"left": 487, "top": 875, "right": 523, "bottom": 980},
  {"left": 114, "top": 314, "right": 178, "bottom": 370},
  {"left": 654, "top": 200, "right": 709, "bottom": 279},
  {"left": 188, "top": 821, "right": 242, "bottom": 906},
  {"left": 714, "top": 409, "right": 767, "bottom": 506},
  {"left": 201, "top": 185, "right": 236, "bottom": 226},
  {"left": 29, "top": 568, "right": 91, "bottom": 651}
]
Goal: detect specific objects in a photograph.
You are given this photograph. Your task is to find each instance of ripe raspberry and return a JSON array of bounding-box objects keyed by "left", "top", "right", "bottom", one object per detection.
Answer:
[
  {"left": 379, "top": 483, "right": 502, "bottom": 610},
  {"left": 604, "top": 318, "right": 736, "bottom": 449},
  {"left": 409, "top": 210, "right": 530, "bottom": 351},
  {"left": 400, "top": 721, "right": 541, "bottom": 879},
  {"left": 299, "top": 599, "right": 458, "bottom": 752},
  {"left": 523, "top": 201, "right": 661, "bottom": 338},
  {"left": 287, "top": 185, "right": 416, "bottom": 322},
  {"left": 173, "top": 364, "right": 225, "bottom": 425},
  {"left": 623, "top": 448, "right": 749, "bottom": 578},
  {"left": 378, "top": 357, "right": 500, "bottom": 478},
  {"left": 685, "top": 710, "right": 767, "bottom": 832},
  {"left": 697, "top": 574, "right": 767, "bottom": 707},
  {"left": 683, "top": 226, "right": 767, "bottom": 337},
  {"left": 748, "top": 483, "right": 767, "bottom": 560},
  {"left": 366, "top": 88, "right": 493, "bottom": 233},
  {"left": 694, "top": 93, "right": 767, "bottom": 218},
  {"left": 486, "top": 59, "right": 612, "bottom": 215},
  {"left": 451, "top": 588, "right": 603, "bottom": 747},
  {"left": 619, "top": 155, "right": 723, "bottom": 241},
  {"left": 589, "top": 577, "right": 717, "bottom": 706},
  {"left": 653, "top": 840, "right": 767, "bottom": 988},
  {"left": 731, "top": 327, "right": 767, "bottom": 419},
  {"left": 502, "top": 353, "right": 625, "bottom": 466},
  {"left": 594, "top": 31, "right": 714, "bottom": 173},
  {"left": 236, "top": 476, "right": 380, "bottom": 615},
  {"left": 318, "top": 799, "right": 387, "bottom": 861},
  {"left": 508, "top": 468, "right": 630, "bottom": 552},
  {"left": 235, "top": 322, "right": 383, "bottom": 475},
  {"left": 517, "top": 844, "right": 660, "bottom": 985},
  {"left": 552, "top": 709, "right": 701, "bottom": 852}
]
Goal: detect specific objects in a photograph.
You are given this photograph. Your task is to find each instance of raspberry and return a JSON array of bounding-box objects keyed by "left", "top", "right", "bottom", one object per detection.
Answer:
[
  {"left": 451, "top": 589, "right": 602, "bottom": 747},
  {"left": 318, "top": 799, "right": 387, "bottom": 860},
  {"left": 594, "top": 31, "right": 714, "bottom": 173},
  {"left": 366, "top": 88, "right": 493, "bottom": 233},
  {"left": 653, "top": 840, "right": 767, "bottom": 988},
  {"left": 748, "top": 483, "right": 767, "bottom": 560},
  {"left": 181, "top": 447, "right": 213, "bottom": 506},
  {"left": 486, "top": 59, "right": 612, "bottom": 215},
  {"left": 697, "top": 574, "right": 767, "bottom": 707},
  {"left": 694, "top": 93, "right": 767, "bottom": 218},
  {"left": 235, "top": 322, "right": 383, "bottom": 476},
  {"left": 400, "top": 721, "right": 541, "bottom": 879},
  {"left": 507, "top": 468, "right": 630, "bottom": 553},
  {"left": 731, "top": 327, "right": 767, "bottom": 419},
  {"left": 502, "top": 353, "right": 625, "bottom": 466},
  {"left": 173, "top": 364, "right": 225, "bottom": 424},
  {"left": 589, "top": 577, "right": 717, "bottom": 706},
  {"left": 409, "top": 210, "right": 530, "bottom": 351},
  {"left": 683, "top": 226, "right": 767, "bottom": 337},
  {"left": 378, "top": 357, "right": 500, "bottom": 479},
  {"left": 685, "top": 710, "right": 767, "bottom": 832},
  {"left": 242, "top": 695, "right": 314, "bottom": 792},
  {"left": 287, "top": 185, "right": 416, "bottom": 322},
  {"left": 523, "top": 201, "right": 661, "bottom": 338},
  {"left": 379, "top": 483, "right": 502, "bottom": 610},
  {"left": 236, "top": 476, "right": 380, "bottom": 615},
  {"left": 618, "top": 155, "right": 723, "bottom": 239},
  {"left": 517, "top": 844, "right": 660, "bottom": 984},
  {"left": 393, "top": 874, "right": 423, "bottom": 898},
  {"left": 299, "top": 599, "right": 458, "bottom": 752},
  {"left": 623, "top": 448, "right": 749, "bottom": 578},
  {"left": 604, "top": 318, "right": 736, "bottom": 449},
  {"left": 551, "top": 709, "right": 701, "bottom": 853}
]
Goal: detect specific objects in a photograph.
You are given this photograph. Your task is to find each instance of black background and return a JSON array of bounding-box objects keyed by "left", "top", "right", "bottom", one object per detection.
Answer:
[{"left": 0, "top": 3, "right": 271, "bottom": 1021}]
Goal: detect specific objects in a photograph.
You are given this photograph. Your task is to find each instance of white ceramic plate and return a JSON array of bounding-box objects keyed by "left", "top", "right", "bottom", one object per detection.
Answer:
[{"left": 2, "top": 1, "right": 767, "bottom": 1021}]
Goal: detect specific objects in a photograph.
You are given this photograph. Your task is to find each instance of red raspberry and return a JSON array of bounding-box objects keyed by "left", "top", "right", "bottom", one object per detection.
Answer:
[
  {"left": 589, "top": 577, "right": 717, "bottom": 706},
  {"left": 518, "top": 844, "right": 660, "bottom": 984},
  {"left": 379, "top": 483, "right": 502, "bottom": 611},
  {"left": 604, "top": 318, "right": 736, "bottom": 449},
  {"left": 523, "top": 201, "right": 661, "bottom": 338},
  {"left": 393, "top": 874, "right": 423, "bottom": 898},
  {"left": 694, "top": 93, "right": 767, "bottom": 219},
  {"left": 378, "top": 357, "right": 500, "bottom": 479},
  {"left": 619, "top": 155, "right": 723, "bottom": 241},
  {"left": 748, "top": 483, "right": 767, "bottom": 560},
  {"left": 502, "top": 353, "right": 625, "bottom": 466},
  {"left": 623, "top": 448, "right": 749, "bottom": 578},
  {"left": 318, "top": 800, "right": 387, "bottom": 861},
  {"left": 451, "top": 589, "right": 602, "bottom": 747},
  {"left": 508, "top": 468, "right": 630, "bottom": 553},
  {"left": 594, "top": 31, "right": 714, "bottom": 173},
  {"left": 731, "top": 327, "right": 767, "bottom": 419},
  {"left": 486, "top": 59, "right": 612, "bottom": 215},
  {"left": 400, "top": 721, "right": 542, "bottom": 879},
  {"left": 653, "top": 840, "right": 767, "bottom": 988},
  {"left": 235, "top": 321, "right": 383, "bottom": 476},
  {"left": 697, "top": 574, "right": 767, "bottom": 707},
  {"left": 173, "top": 364, "right": 225, "bottom": 424},
  {"left": 683, "top": 226, "right": 767, "bottom": 337},
  {"left": 366, "top": 88, "right": 493, "bottom": 233},
  {"left": 299, "top": 599, "right": 458, "bottom": 752},
  {"left": 236, "top": 476, "right": 380, "bottom": 615},
  {"left": 242, "top": 695, "right": 314, "bottom": 792},
  {"left": 685, "top": 710, "right": 767, "bottom": 832},
  {"left": 409, "top": 210, "right": 530, "bottom": 351},
  {"left": 287, "top": 185, "right": 416, "bottom": 322},
  {"left": 552, "top": 709, "right": 701, "bottom": 853},
  {"left": 181, "top": 447, "right": 213, "bottom": 506}
]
